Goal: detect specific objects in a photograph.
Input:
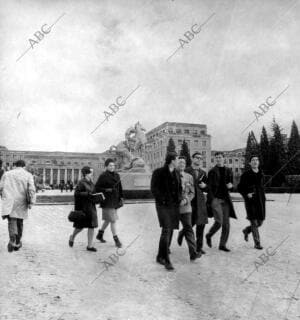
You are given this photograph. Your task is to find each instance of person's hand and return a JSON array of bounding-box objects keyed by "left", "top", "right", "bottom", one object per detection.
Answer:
[
  {"left": 199, "top": 182, "right": 206, "bottom": 188},
  {"left": 247, "top": 193, "right": 253, "bottom": 199},
  {"left": 226, "top": 182, "right": 233, "bottom": 189},
  {"left": 180, "top": 199, "right": 187, "bottom": 206}
]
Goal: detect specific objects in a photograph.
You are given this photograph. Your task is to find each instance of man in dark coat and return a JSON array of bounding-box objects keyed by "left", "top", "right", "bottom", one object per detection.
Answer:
[
  {"left": 206, "top": 152, "right": 237, "bottom": 252},
  {"left": 237, "top": 155, "right": 266, "bottom": 250},
  {"left": 151, "top": 152, "right": 182, "bottom": 271},
  {"left": 181, "top": 152, "right": 208, "bottom": 254}
]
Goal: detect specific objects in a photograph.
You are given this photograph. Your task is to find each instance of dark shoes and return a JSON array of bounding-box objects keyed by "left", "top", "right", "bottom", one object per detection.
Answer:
[
  {"left": 86, "top": 247, "right": 97, "bottom": 252},
  {"left": 243, "top": 229, "right": 249, "bottom": 242},
  {"left": 68, "top": 235, "right": 74, "bottom": 247},
  {"left": 255, "top": 244, "right": 263, "bottom": 250},
  {"left": 113, "top": 235, "right": 122, "bottom": 248},
  {"left": 165, "top": 261, "right": 175, "bottom": 271},
  {"left": 206, "top": 234, "right": 212, "bottom": 248},
  {"left": 7, "top": 242, "right": 15, "bottom": 253},
  {"left": 96, "top": 230, "right": 106, "bottom": 243},
  {"left": 156, "top": 256, "right": 166, "bottom": 265},
  {"left": 177, "top": 230, "right": 184, "bottom": 246},
  {"left": 14, "top": 241, "right": 22, "bottom": 251},
  {"left": 190, "top": 252, "right": 202, "bottom": 261},
  {"left": 219, "top": 246, "right": 231, "bottom": 252}
]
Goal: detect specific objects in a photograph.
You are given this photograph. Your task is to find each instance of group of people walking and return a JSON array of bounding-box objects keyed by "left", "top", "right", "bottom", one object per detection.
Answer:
[
  {"left": 151, "top": 151, "right": 266, "bottom": 271},
  {"left": 0, "top": 158, "right": 124, "bottom": 253},
  {"left": 0, "top": 152, "right": 266, "bottom": 273}
]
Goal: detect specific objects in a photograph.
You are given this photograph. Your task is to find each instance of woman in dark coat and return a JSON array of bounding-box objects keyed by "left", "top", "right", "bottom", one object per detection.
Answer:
[
  {"left": 68, "top": 166, "right": 98, "bottom": 252},
  {"left": 94, "top": 159, "right": 123, "bottom": 248},
  {"left": 237, "top": 155, "right": 266, "bottom": 249}
]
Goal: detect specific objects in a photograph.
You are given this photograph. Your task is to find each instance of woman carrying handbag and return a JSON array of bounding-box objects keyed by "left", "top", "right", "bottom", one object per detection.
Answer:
[
  {"left": 94, "top": 158, "right": 124, "bottom": 248},
  {"left": 69, "top": 166, "right": 99, "bottom": 252}
]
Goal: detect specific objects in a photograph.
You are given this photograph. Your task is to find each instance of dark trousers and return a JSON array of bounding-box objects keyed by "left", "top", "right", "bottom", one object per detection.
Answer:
[
  {"left": 177, "top": 213, "right": 197, "bottom": 257},
  {"left": 207, "top": 198, "right": 230, "bottom": 247},
  {"left": 195, "top": 224, "right": 205, "bottom": 251},
  {"left": 244, "top": 220, "right": 263, "bottom": 245},
  {"left": 158, "top": 228, "right": 173, "bottom": 263},
  {"left": 8, "top": 217, "right": 23, "bottom": 244}
]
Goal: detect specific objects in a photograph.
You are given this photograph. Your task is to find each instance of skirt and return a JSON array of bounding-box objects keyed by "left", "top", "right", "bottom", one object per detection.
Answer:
[{"left": 102, "top": 208, "right": 118, "bottom": 223}]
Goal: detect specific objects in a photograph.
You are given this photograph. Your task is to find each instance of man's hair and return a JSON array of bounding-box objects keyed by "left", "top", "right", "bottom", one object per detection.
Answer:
[
  {"left": 15, "top": 160, "right": 26, "bottom": 167},
  {"left": 215, "top": 151, "right": 224, "bottom": 157},
  {"left": 249, "top": 154, "right": 260, "bottom": 162},
  {"left": 192, "top": 152, "right": 202, "bottom": 158},
  {"left": 105, "top": 158, "right": 115, "bottom": 167},
  {"left": 165, "top": 152, "right": 178, "bottom": 165}
]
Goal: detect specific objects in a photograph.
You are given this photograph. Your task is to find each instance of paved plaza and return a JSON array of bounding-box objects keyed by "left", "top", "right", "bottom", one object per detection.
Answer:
[{"left": 0, "top": 194, "right": 299, "bottom": 320}]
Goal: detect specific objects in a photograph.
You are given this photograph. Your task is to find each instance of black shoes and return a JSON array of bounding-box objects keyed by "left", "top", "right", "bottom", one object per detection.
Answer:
[
  {"left": 86, "top": 247, "right": 97, "bottom": 252},
  {"left": 190, "top": 252, "right": 202, "bottom": 261},
  {"left": 219, "top": 246, "right": 231, "bottom": 252},
  {"left": 165, "top": 262, "right": 175, "bottom": 271},
  {"left": 177, "top": 230, "right": 184, "bottom": 246},
  {"left": 243, "top": 229, "right": 249, "bottom": 242},
  {"left": 156, "top": 256, "right": 166, "bottom": 265},
  {"left": 255, "top": 244, "right": 263, "bottom": 250},
  {"left": 96, "top": 230, "right": 106, "bottom": 243},
  {"left": 68, "top": 235, "right": 74, "bottom": 247},
  {"left": 113, "top": 235, "right": 122, "bottom": 248},
  {"left": 14, "top": 242, "right": 22, "bottom": 251},
  {"left": 206, "top": 234, "right": 212, "bottom": 248},
  {"left": 7, "top": 242, "right": 15, "bottom": 253}
]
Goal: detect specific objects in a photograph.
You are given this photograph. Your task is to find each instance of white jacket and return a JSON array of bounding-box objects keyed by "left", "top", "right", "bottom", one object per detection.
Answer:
[{"left": 0, "top": 167, "right": 36, "bottom": 219}]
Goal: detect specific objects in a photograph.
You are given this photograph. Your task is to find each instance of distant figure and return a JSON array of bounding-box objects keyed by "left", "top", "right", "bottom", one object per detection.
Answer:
[
  {"left": 59, "top": 181, "right": 65, "bottom": 193},
  {"left": 0, "top": 160, "right": 36, "bottom": 252},
  {"left": 69, "top": 181, "right": 74, "bottom": 192},
  {"left": 238, "top": 155, "right": 266, "bottom": 250},
  {"left": 65, "top": 182, "right": 69, "bottom": 192},
  {"left": 94, "top": 159, "right": 124, "bottom": 248},
  {"left": 206, "top": 152, "right": 237, "bottom": 252},
  {"left": 0, "top": 159, "right": 4, "bottom": 181},
  {"left": 151, "top": 152, "right": 182, "bottom": 271},
  {"left": 69, "top": 167, "right": 98, "bottom": 252}
]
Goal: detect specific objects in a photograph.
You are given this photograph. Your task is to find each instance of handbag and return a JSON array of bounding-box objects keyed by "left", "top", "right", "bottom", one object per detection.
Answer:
[
  {"left": 68, "top": 210, "right": 86, "bottom": 223},
  {"left": 26, "top": 182, "right": 33, "bottom": 209}
]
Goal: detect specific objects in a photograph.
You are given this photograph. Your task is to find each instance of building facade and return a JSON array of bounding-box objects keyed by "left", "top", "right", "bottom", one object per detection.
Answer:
[
  {"left": 144, "top": 122, "right": 211, "bottom": 171},
  {"left": 0, "top": 146, "right": 114, "bottom": 187}
]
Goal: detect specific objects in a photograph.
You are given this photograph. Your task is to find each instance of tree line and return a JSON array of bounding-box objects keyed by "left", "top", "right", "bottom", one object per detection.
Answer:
[{"left": 245, "top": 119, "right": 300, "bottom": 186}]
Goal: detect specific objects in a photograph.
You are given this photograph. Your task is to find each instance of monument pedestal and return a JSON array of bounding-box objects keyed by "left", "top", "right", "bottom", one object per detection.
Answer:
[{"left": 119, "top": 171, "right": 152, "bottom": 199}]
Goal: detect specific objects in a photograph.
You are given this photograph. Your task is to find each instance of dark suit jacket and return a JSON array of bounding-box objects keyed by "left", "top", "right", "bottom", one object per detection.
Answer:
[{"left": 206, "top": 165, "right": 237, "bottom": 219}]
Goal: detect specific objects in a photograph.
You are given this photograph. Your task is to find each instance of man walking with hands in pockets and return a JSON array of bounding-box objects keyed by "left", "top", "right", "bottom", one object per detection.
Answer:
[{"left": 206, "top": 152, "right": 237, "bottom": 252}]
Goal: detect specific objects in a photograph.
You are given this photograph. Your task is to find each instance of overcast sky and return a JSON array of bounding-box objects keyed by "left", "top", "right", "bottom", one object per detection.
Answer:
[{"left": 0, "top": 0, "right": 299, "bottom": 153}]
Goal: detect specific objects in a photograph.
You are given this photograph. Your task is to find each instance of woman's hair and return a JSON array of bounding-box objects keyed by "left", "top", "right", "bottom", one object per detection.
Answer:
[
  {"left": 15, "top": 160, "right": 26, "bottom": 167},
  {"left": 81, "top": 166, "right": 92, "bottom": 176},
  {"left": 105, "top": 158, "right": 115, "bottom": 167}
]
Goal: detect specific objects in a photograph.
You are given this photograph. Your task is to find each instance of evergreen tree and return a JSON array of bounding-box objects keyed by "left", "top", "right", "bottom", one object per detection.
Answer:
[
  {"left": 179, "top": 140, "right": 192, "bottom": 167},
  {"left": 166, "top": 138, "right": 176, "bottom": 153},
  {"left": 260, "top": 126, "right": 270, "bottom": 174},
  {"left": 287, "top": 120, "right": 300, "bottom": 174},
  {"left": 269, "top": 119, "right": 286, "bottom": 186},
  {"left": 244, "top": 131, "right": 260, "bottom": 171}
]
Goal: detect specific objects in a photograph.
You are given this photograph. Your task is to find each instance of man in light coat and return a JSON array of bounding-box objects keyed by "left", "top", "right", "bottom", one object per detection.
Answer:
[{"left": 0, "top": 160, "right": 36, "bottom": 252}]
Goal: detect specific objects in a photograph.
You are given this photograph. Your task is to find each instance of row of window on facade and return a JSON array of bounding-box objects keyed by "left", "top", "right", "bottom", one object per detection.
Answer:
[
  {"left": 211, "top": 158, "right": 244, "bottom": 164},
  {"left": 147, "top": 128, "right": 206, "bottom": 140},
  {"left": 146, "top": 139, "right": 208, "bottom": 150}
]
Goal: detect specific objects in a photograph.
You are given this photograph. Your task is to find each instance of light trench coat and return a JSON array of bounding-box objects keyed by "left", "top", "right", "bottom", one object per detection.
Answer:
[{"left": 0, "top": 167, "right": 36, "bottom": 219}]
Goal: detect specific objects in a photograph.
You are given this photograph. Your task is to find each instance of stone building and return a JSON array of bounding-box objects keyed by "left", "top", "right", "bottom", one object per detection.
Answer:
[
  {"left": 144, "top": 122, "right": 212, "bottom": 171},
  {"left": 0, "top": 146, "right": 114, "bottom": 187}
]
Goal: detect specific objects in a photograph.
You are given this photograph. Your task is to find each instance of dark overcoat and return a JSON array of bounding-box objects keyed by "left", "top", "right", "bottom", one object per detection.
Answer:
[
  {"left": 73, "top": 178, "right": 98, "bottom": 228},
  {"left": 150, "top": 165, "right": 182, "bottom": 229},
  {"left": 206, "top": 166, "right": 237, "bottom": 219},
  {"left": 237, "top": 169, "right": 266, "bottom": 221},
  {"left": 94, "top": 171, "right": 123, "bottom": 209},
  {"left": 185, "top": 166, "right": 208, "bottom": 225}
]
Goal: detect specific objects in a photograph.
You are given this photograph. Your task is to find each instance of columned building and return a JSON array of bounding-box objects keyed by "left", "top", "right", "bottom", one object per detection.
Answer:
[
  {"left": 0, "top": 146, "right": 115, "bottom": 187},
  {"left": 144, "top": 122, "right": 212, "bottom": 171}
]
